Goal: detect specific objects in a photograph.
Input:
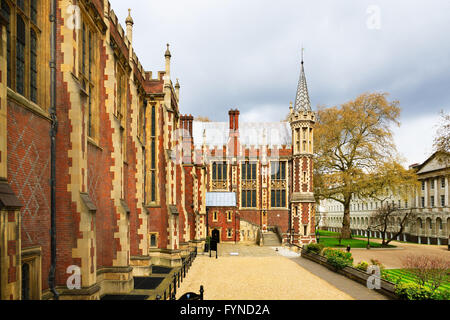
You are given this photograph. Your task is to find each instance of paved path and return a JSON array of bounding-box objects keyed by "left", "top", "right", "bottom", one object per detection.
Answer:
[
  {"left": 176, "top": 244, "right": 387, "bottom": 300},
  {"left": 350, "top": 238, "right": 450, "bottom": 269}
]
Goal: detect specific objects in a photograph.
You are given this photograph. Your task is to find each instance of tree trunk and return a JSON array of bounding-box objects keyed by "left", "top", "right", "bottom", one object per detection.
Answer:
[{"left": 341, "top": 201, "right": 352, "bottom": 239}]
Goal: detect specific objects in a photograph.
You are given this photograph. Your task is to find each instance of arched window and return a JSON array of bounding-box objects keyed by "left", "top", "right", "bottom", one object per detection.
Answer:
[
  {"left": 437, "top": 218, "right": 442, "bottom": 231},
  {"left": 150, "top": 234, "right": 157, "bottom": 247},
  {"left": 16, "top": 15, "right": 26, "bottom": 95}
]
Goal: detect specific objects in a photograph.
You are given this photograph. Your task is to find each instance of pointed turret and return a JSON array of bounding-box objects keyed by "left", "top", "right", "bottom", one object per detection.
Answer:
[
  {"left": 288, "top": 49, "right": 317, "bottom": 246},
  {"left": 294, "top": 51, "right": 312, "bottom": 113}
]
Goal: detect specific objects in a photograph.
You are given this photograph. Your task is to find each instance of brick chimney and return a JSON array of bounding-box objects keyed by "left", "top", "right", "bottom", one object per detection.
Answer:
[
  {"left": 228, "top": 109, "right": 240, "bottom": 132},
  {"left": 180, "top": 114, "right": 194, "bottom": 164}
]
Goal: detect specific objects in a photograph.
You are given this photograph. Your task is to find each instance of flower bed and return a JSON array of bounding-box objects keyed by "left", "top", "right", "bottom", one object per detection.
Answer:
[{"left": 301, "top": 247, "right": 397, "bottom": 299}]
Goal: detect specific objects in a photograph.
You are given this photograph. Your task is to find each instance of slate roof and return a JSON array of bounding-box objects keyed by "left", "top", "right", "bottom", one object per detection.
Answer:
[
  {"left": 294, "top": 59, "right": 312, "bottom": 112},
  {"left": 192, "top": 121, "right": 292, "bottom": 148},
  {"left": 206, "top": 192, "right": 237, "bottom": 207}
]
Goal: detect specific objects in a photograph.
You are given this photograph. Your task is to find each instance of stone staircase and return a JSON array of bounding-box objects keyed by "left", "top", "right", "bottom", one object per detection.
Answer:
[{"left": 262, "top": 231, "right": 281, "bottom": 247}]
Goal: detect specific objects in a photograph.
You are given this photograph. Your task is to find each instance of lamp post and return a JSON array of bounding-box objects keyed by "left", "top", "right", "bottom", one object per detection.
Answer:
[
  {"left": 367, "top": 227, "right": 371, "bottom": 249},
  {"left": 234, "top": 212, "right": 237, "bottom": 244}
]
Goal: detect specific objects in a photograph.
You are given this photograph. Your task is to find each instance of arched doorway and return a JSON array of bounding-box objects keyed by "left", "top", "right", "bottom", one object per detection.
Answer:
[
  {"left": 212, "top": 229, "right": 220, "bottom": 244},
  {"left": 22, "top": 263, "right": 30, "bottom": 300}
]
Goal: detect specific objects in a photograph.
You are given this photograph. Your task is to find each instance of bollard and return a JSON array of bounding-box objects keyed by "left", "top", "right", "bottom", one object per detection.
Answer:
[
  {"left": 200, "top": 285, "right": 204, "bottom": 300},
  {"left": 178, "top": 272, "right": 181, "bottom": 288}
]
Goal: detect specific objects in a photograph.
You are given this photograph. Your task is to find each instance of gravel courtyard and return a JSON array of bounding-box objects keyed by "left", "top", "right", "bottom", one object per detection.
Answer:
[
  {"left": 349, "top": 238, "right": 450, "bottom": 269},
  {"left": 176, "top": 244, "right": 386, "bottom": 300}
]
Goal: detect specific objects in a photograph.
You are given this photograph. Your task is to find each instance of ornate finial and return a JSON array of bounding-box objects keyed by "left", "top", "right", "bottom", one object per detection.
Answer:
[
  {"left": 165, "top": 43, "right": 171, "bottom": 58},
  {"left": 125, "top": 8, "right": 134, "bottom": 25},
  {"left": 175, "top": 78, "right": 180, "bottom": 89},
  {"left": 301, "top": 46, "right": 304, "bottom": 64}
]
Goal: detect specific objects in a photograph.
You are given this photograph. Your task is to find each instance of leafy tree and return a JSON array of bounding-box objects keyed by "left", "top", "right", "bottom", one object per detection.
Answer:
[
  {"left": 314, "top": 92, "right": 418, "bottom": 238},
  {"left": 433, "top": 111, "right": 450, "bottom": 155},
  {"left": 369, "top": 203, "right": 416, "bottom": 246}
]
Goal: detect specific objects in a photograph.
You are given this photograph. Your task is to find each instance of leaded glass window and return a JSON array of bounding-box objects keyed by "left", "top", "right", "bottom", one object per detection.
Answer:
[
  {"left": 30, "top": 29, "right": 37, "bottom": 102},
  {"left": 16, "top": 16, "right": 26, "bottom": 95},
  {"left": 30, "top": 0, "right": 37, "bottom": 24},
  {"left": 1, "top": 2, "right": 11, "bottom": 87}
]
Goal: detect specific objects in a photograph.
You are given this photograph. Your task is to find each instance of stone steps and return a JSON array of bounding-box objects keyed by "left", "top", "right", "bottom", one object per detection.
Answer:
[{"left": 262, "top": 232, "right": 281, "bottom": 247}]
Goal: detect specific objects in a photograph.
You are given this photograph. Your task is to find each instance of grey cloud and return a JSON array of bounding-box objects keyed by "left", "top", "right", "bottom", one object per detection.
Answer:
[{"left": 110, "top": 0, "right": 450, "bottom": 123}]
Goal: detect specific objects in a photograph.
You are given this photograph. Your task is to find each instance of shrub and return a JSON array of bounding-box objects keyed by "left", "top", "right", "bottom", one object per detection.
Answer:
[
  {"left": 323, "top": 248, "right": 354, "bottom": 270},
  {"left": 370, "top": 259, "right": 386, "bottom": 272},
  {"left": 305, "top": 243, "right": 324, "bottom": 255},
  {"left": 355, "top": 261, "right": 369, "bottom": 272},
  {"left": 402, "top": 254, "right": 450, "bottom": 292},
  {"left": 395, "top": 283, "right": 434, "bottom": 300}
]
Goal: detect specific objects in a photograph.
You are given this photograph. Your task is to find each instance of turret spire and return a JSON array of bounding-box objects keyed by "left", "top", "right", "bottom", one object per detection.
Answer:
[{"left": 294, "top": 48, "right": 312, "bottom": 112}]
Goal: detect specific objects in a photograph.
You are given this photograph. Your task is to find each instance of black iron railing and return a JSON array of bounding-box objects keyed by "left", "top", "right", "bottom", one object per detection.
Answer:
[{"left": 155, "top": 247, "right": 198, "bottom": 300}]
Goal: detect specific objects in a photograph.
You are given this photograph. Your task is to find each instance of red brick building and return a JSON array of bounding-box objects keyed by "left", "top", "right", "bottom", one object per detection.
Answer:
[{"left": 0, "top": 0, "right": 315, "bottom": 300}]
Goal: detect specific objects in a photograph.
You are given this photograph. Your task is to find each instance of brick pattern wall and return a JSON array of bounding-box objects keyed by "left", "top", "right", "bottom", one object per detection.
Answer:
[{"left": 7, "top": 100, "right": 51, "bottom": 291}]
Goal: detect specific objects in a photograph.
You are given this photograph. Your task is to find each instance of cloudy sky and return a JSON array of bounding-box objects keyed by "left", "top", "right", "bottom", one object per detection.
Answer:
[{"left": 110, "top": 0, "right": 450, "bottom": 166}]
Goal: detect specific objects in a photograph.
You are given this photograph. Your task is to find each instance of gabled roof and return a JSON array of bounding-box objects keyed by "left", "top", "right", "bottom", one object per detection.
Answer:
[{"left": 414, "top": 151, "right": 449, "bottom": 175}]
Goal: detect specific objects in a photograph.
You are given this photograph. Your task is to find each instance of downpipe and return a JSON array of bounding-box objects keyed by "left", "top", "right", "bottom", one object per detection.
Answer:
[{"left": 49, "top": 0, "right": 59, "bottom": 300}]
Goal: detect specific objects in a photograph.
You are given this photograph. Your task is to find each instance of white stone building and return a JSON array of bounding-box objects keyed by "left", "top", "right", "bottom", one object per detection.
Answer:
[{"left": 319, "top": 152, "right": 449, "bottom": 245}]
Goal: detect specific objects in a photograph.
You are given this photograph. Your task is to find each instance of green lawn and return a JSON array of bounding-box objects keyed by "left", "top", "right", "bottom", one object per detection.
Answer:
[
  {"left": 316, "top": 229, "right": 395, "bottom": 248},
  {"left": 382, "top": 269, "right": 450, "bottom": 294},
  {"left": 317, "top": 236, "right": 387, "bottom": 248},
  {"left": 317, "top": 229, "right": 341, "bottom": 237}
]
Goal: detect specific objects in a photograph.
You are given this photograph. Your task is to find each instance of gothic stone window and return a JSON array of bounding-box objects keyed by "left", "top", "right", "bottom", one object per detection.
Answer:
[
  {"left": 2, "top": 0, "right": 40, "bottom": 102},
  {"left": 149, "top": 233, "right": 158, "bottom": 248},
  {"left": 212, "top": 161, "right": 227, "bottom": 190},
  {"left": 149, "top": 104, "right": 157, "bottom": 203},
  {"left": 78, "top": 12, "right": 98, "bottom": 139},
  {"left": 271, "top": 161, "right": 287, "bottom": 208},
  {"left": 241, "top": 161, "right": 257, "bottom": 208}
]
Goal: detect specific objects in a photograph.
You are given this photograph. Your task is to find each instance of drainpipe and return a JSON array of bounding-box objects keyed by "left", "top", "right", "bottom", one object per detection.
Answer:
[
  {"left": 49, "top": 0, "right": 59, "bottom": 300},
  {"left": 143, "top": 99, "right": 147, "bottom": 204}
]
